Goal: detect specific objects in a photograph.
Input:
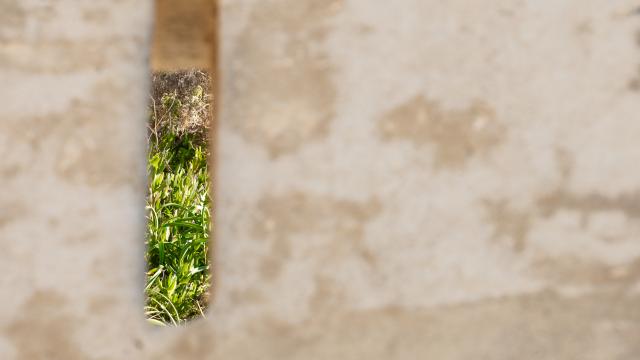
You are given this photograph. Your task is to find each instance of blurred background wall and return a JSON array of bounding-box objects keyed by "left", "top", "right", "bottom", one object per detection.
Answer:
[{"left": 1, "top": 0, "right": 640, "bottom": 359}]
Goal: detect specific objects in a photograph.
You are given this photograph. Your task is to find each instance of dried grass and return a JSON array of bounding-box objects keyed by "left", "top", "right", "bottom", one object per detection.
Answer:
[{"left": 148, "top": 69, "right": 212, "bottom": 146}]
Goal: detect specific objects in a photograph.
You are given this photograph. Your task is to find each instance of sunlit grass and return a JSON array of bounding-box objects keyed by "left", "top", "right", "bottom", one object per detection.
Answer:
[{"left": 145, "top": 70, "right": 212, "bottom": 325}]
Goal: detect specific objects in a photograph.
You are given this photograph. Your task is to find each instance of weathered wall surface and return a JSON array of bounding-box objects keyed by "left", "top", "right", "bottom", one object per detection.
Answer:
[
  {"left": 2, "top": 0, "right": 640, "bottom": 359},
  {"left": 0, "top": 1, "right": 153, "bottom": 359}
]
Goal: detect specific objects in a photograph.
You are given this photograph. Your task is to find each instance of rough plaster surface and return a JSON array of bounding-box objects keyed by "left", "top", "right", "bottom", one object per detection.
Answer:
[{"left": 2, "top": 0, "right": 640, "bottom": 359}]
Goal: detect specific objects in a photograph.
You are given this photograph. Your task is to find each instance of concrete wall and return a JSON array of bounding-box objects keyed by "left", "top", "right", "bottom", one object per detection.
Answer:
[{"left": 2, "top": 0, "right": 640, "bottom": 359}]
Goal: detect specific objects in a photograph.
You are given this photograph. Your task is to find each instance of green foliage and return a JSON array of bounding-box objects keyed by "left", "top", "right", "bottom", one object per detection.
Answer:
[
  {"left": 145, "top": 71, "right": 212, "bottom": 326},
  {"left": 160, "top": 92, "right": 183, "bottom": 123}
]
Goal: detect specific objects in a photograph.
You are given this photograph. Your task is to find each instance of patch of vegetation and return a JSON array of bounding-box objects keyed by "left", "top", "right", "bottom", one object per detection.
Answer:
[{"left": 145, "top": 70, "right": 212, "bottom": 325}]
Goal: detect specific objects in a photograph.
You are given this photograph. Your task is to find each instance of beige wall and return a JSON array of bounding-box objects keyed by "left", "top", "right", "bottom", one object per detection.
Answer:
[{"left": 2, "top": 0, "right": 640, "bottom": 359}]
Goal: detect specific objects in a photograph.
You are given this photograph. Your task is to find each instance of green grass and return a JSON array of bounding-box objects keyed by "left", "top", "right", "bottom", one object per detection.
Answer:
[{"left": 145, "top": 70, "right": 212, "bottom": 326}]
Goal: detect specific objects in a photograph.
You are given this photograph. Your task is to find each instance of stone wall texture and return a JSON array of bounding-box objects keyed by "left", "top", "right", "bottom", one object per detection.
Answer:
[{"left": 2, "top": 0, "right": 640, "bottom": 359}]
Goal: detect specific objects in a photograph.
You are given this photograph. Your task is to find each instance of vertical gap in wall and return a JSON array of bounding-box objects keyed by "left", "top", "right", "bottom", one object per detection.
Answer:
[{"left": 144, "top": 0, "right": 217, "bottom": 326}]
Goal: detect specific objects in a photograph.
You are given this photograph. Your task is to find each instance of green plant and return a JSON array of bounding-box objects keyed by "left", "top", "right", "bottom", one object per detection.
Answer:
[{"left": 145, "top": 71, "right": 212, "bottom": 325}]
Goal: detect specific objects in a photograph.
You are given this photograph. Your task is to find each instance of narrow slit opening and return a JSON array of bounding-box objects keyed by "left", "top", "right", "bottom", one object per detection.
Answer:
[
  {"left": 144, "top": 69, "right": 214, "bottom": 326},
  {"left": 144, "top": 0, "right": 217, "bottom": 326}
]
